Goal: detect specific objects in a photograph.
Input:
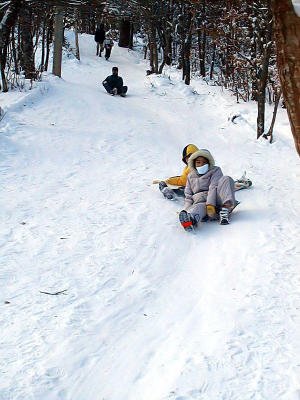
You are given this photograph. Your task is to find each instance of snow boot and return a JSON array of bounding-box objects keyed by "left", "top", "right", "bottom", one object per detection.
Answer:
[
  {"left": 159, "top": 181, "right": 175, "bottom": 200},
  {"left": 111, "top": 88, "right": 118, "bottom": 96},
  {"left": 219, "top": 207, "right": 230, "bottom": 225},
  {"left": 162, "top": 187, "right": 174, "bottom": 200},
  {"left": 179, "top": 210, "right": 196, "bottom": 231},
  {"left": 234, "top": 171, "right": 252, "bottom": 191}
]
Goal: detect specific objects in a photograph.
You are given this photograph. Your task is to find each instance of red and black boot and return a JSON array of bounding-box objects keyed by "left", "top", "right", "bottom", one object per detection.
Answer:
[{"left": 179, "top": 210, "right": 196, "bottom": 231}]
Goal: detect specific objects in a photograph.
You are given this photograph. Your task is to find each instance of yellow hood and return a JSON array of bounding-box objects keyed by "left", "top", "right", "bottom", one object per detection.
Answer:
[{"left": 182, "top": 144, "right": 199, "bottom": 164}]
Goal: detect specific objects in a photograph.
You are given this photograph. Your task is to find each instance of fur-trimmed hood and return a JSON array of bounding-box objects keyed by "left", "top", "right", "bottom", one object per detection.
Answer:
[{"left": 188, "top": 149, "right": 215, "bottom": 174}]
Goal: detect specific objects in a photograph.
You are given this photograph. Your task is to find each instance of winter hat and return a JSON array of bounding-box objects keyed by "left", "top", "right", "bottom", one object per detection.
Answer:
[
  {"left": 182, "top": 144, "right": 199, "bottom": 164},
  {"left": 188, "top": 149, "right": 215, "bottom": 173}
]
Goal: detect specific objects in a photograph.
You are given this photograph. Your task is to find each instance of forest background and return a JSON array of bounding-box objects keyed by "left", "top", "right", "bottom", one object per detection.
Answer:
[{"left": 0, "top": 0, "right": 299, "bottom": 155}]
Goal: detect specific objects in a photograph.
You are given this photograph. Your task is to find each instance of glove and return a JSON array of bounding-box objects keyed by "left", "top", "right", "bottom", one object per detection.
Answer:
[
  {"left": 152, "top": 179, "right": 163, "bottom": 184},
  {"left": 206, "top": 204, "right": 218, "bottom": 220}
]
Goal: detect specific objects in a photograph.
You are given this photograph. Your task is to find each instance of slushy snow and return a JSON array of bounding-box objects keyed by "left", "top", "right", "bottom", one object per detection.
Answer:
[{"left": 0, "top": 33, "right": 300, "bottom": 400}]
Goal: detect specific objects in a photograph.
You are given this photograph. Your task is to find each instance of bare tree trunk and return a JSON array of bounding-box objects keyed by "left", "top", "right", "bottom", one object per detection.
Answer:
[
  {"left": 11, "top": 29, "right": 19, "bottom": 74},
  {"left": 179, "top": 33, "right": 184, "bottom": 71},
  {"left": 0, "top": 37, "right": 9, "bottom": 92},
  {"left": 198, "top": 27, "right": 206, "bottom": 77},
  {"left": 45, "top": 17, "right": 53, "bottom": 72},
  {"left": 271, "top": 0, "right": 300, "bottom": 156},
  {"left": 183, "top": 11, "right": 193, "bottom": 85},
  {"left": 0, "top": 0, "right": 22, "bottom": 49},
  {"left": 197, "top": 1, "right": 206, "bottom": 77},
  {"left": 263, "top": 89, "right": 281, "bottom": 143},
  {"left": 148, "top": 33, "right": 154, "bottom": 71},
  {"left": 0, "top": 0, "right": 23, "bottom": 91},
  {"left": 257, "top": 43, "right": 272, "bottom": 138},
  {"left": 248, "top": 2, "right": 258, "bottom": 101},
  {"left": 158, "top": 59, "right": 165, "bottom": 74},
  {"left": 157, "top": 28, "right": 172, "bottom": 74},
  {"left": 150, "top": 25, "right": 158, "bottom": 73},
  {"left": 153, "top": 46, "right": 158, "bottom": 74},
  {"left": 52, "top": 6, "right": 64, "bottom": 77},
  {"left": 40, "top": 21, "right": 46, "bottom": 72},
  {"left": 119, "top": 19, "right": 131, "bottom": 48},
  {"left": 74, "top": 18, "right": 80, "bottom": 61},
  {"left": 20, "top": 4, "right": 36, "bottom": 79},
  {"left": 209, "top": 43, "right": 216, "bottom": 80},
  {"left": 165, "top": 32, "right": 172, "bottom": 66},
  {"left": 129, "top": 22, "right": 134, "bottom": 49}
]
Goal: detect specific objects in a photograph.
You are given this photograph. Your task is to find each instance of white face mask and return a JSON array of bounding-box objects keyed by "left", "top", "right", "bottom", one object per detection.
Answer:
[{"left": 196, "top": 164, "right": 209, "bottom": 174}]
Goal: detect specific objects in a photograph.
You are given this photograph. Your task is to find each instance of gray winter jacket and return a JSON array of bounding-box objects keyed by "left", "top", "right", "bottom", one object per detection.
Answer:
[
  {"left": 184, "top": 149, "right": 223, "bottom": 209},
  {"left": 103, "top": 38, "right": 114, "bottom": 48}
]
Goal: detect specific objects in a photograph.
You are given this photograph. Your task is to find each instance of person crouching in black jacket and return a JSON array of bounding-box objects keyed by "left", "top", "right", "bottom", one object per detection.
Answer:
[{"left": 102, "top": 67, "right": 128, "bottom": 97}]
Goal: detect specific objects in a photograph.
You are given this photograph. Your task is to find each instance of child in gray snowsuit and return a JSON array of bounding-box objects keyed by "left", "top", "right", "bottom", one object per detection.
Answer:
[
  {"left": 179, "top": 149, "right": 236, "bottom": 230},
  {"left": 103, "top": 38, "right": 114, "bottom": 60}
]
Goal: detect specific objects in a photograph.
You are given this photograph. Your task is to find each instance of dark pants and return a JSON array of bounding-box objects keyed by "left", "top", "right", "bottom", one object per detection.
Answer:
[
  {"left": 96, "top": 42, "right": 104, "bottom": 56},
  {"left": 105, "top": 47, "right": 112, "bottom": 59},
  {"left": 173, "top": 187, "right": 185, "bottom": 197},
  {"left": 103, "top": 82, "right": 128, "bottom": 95}
]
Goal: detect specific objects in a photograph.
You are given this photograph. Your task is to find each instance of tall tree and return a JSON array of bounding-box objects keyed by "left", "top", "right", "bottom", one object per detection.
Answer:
[
  {"left": 0, "top": 0, "right": 24, "bottom": 91},
  {"left": 52, "top": 5, "right": 64, "bottom": 77},
  {"left": 19, "top": 2, "right": 35, "bottom": 79},
  {"left": 119, "top": 19, "right": 132, "bottom": 48},
  {"left": 271, "top": 0, "right": 300, "bottom": 156}
]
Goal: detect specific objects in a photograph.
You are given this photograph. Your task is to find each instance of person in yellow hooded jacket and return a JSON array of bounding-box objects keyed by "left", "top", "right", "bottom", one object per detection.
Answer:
[
  {"left": 157, "top": 144, "right": 199, "bottom": 200},
  {"left": 154, "top": 144, "right": 252, "bottom": 200}
]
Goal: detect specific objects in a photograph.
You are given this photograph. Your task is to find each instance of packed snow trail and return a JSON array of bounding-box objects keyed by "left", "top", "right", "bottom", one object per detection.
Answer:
[{"left": 1, "top": 34, "right": 299, "bottom": 400}]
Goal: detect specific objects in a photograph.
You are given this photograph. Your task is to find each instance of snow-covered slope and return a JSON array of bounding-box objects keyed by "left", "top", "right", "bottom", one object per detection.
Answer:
[{"left": 1, "top": 33, "right": 299, "bottom": 400}]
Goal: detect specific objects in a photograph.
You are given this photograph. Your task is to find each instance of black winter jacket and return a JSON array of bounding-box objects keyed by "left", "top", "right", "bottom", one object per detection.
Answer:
[
  {"left": 103, "top": 75, "right": 124, "bottom": 90},
  {"left": 95, "top": 28, "right": 105, "bottom": 43}
]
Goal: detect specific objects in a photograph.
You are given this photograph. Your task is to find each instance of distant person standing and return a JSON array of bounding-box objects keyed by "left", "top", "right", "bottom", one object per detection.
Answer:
[
  {"left": 103, "top": 36, "right": 114, "bottom": 60},
  {"left": 94, "top": 23, "right": 106, "bottom": 57}
]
